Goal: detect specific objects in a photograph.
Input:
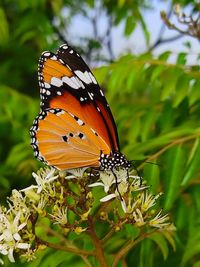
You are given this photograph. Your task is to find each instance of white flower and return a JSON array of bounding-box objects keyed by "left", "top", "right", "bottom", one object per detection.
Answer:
[
  {"left": 140, "top": 192, "right": 163, "bottom": 212},
  {"left": 0, "top": 212, "right": 30, "bottom": 262},
  {"left": 50, "top": 206, "right": 68, "bottom": 225},
  {"left": 21, "top": 248, "right": 37, "bottom": 262},
  {"left": 116, "top": 180, "right": 128, "bottom": 196},
  {"left": 7, "top": 190, "right": 30, "bottom": 220},
  {"left": 100, "top": 193, "right": 116, "bottom": 202},
  {"left": 130, "top": 176, "right": 148, "bottom": 192},
  {"left": 133, "top": 208, "right": 146, "bottom": 227},
  {"left": 66, "top": 167, "right": 88, "bottom": 179},
  {"left": 89, "top": 171, "right": 115, "bottom": 193},
  {"left": 22, "top": 168, "right": 58, "bottom": 194},
  {"left": 37, "top": 196, "right": 47, "bottom": 210},
  {"left": 90, "top": 170, "right": 129, "bottom": 213},
  {"left": 149, "top": 210, "right": 170, "bottom": 228}
]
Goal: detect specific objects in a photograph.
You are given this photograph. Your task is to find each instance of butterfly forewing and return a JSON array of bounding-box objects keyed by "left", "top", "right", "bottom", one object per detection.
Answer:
[{"left": 38, "top": 44, "right": 119, "bottom": 148}]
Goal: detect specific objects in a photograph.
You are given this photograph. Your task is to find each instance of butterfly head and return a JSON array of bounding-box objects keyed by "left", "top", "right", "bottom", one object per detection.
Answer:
[{"left": 100, "top": 151, "right": 131, "bottom": 171}]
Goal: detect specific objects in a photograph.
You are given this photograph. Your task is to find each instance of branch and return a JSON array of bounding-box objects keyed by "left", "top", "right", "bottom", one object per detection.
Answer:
[
  {"left": 149, "top": 33, "right": 183, "bottom": 51},
  {"left": 87, "top": 216, "right": 108, "bottom": 267},
  {"left": 111, "top": 232, "right": 149, "bottom": 267},
  {"left": 36, "top": 235, "right": 95, "bottom": 256},
  {"left": 161, "top": 5, "right": 200, "bottom": 41},
  {"left": 105, "top": 15, "right": 115, "bottom": 61},
  {"left": 148, "top": 3, "right": 174, "bottom": 52},
  {"left": 138, "top": 131, "right": 200, "bottom": 171}
]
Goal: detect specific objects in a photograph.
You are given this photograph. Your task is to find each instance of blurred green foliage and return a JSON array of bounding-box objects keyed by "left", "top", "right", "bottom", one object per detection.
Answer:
[{"left": 0, "top": 0, "right": 200, "bottom": 266}]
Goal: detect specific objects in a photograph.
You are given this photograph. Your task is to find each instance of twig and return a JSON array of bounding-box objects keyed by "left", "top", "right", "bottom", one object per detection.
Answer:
[
  {"left": 112, "top": 231, "right": 157, "bottom": 267},
  {"left": 148, "top": 3, "right": 179, "bottom": 51},
  {"left": 101, "top": 227, "right": 115, "bottom": 244},
  {"left": 36, "top": 235, "right": 95, "bottom": 256},
  {"left": 87, "top": 216, "right": 108, "bottom": 267},
  {"left": 138, "top": 131, "right": 200, "bottom": 170}
]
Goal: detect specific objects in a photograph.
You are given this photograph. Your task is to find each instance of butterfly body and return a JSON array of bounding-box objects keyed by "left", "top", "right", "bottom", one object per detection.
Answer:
[{"left": 30, "top": 44, "right": 130, "bottom": 171}]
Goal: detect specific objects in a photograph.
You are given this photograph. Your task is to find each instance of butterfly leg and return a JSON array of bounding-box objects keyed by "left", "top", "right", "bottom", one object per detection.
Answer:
[{"left": 111, "top": 168, "right": 123, "bottom": 201}]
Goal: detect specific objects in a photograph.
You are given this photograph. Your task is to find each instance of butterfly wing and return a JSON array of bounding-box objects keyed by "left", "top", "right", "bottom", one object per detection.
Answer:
[
  {"left": 38, "top": 44, "right": 119, "bottom": 152},
  {"left": 30, "top": 108, "right": 111, "bottom": 170}
]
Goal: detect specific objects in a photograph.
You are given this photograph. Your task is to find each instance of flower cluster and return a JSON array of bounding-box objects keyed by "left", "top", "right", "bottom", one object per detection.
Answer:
[{"left": 0, "top": 167, "right": 175, "bottom": 263}]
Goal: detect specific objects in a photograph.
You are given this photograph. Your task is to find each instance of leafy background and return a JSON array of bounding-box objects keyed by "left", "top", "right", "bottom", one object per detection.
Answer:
[{"left": 0, "top": 0, "right": 200, "bottom": 266}]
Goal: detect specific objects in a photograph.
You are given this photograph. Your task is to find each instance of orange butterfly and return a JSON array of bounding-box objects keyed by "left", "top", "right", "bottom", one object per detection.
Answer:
[{"left": 30, "top": 44, "right": 130, "bottom": 171}]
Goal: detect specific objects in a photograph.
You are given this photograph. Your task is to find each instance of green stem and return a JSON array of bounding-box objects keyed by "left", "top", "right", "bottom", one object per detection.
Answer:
[
  {"left": 37, "top": 224, "right": 93, "bottom": 267},
  {"left": 112, "top": 231, "right": 156, "bottom": 267},
  {"left": 101, "top": 227, "right": 115, "bottom": 244},
  {"left": 36, "top": 235, "right": 95, "bottom": 256}
]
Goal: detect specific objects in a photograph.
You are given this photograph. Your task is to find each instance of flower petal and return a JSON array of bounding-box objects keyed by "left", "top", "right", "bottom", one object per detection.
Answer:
[{"left": 100, "top": 194, "right": 116, "bottom": 202}]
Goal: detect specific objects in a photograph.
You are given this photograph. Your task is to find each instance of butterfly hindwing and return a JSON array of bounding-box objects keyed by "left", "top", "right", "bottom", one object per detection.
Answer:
[{"left": 30, "top": 108, "right": 111, "bottom": 170}]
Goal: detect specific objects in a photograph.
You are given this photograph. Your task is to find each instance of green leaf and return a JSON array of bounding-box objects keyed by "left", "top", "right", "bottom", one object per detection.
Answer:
[
  {"left": 189, "top": 79, "right": 200, "bottom": 105},
  {"left": 194, "top": 260, "right": 200, "bottom": 267},
  {"left": 140, "top": 110, "right": 158, "bottom": 142},
  {"left": 161, "top": 69, "right": 180, "bottom": 101},
  {"left": 176, "top": 52, "right": 187, "bottom": 65},
  {"left": 149, "top": 233, "right": 169, "bottom": 260},
  {"left": 173, "top": 74, "right": 189, "bottom": 107},
  {"left": 125, "top": 16, "right": 136, "bottom": 36},
  {"left": 181, "top": 138, "right": 200, "bottom": 186},
  {"left": 164, "top": 144, "right": 186, "bottom": 210},
  {"left": 150, "top": 65, "right": 165, "bottom": 82},
  {"left": 0, "top": 8, "right": 9, "bottom": 45},
  {"left": 158, "top": 51, "right": 171, "bottom": 61},
  {"left": 182, "top": 231, "right": 200, "bottom": 265},
  {"left": 143, "top": 161, "right": 160, "bottom": 194},
  {"left": 124, "top": 224, "right": 140, "bottom": 239},
  {"left": 139, "top": 14, "right": 150, "bottom": 44},
  {"left": 161, "top": 231, "right": 176, "bottom": 251},
  {"left": 139, "top": 239, "right": 154, "bottom": 267}
]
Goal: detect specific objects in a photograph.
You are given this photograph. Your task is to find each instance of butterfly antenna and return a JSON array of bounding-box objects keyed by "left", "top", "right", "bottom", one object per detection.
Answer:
[
  {"left": 145, "top": 161, "right": 161, "bottom": 167},
  {"left": 130, "top": 160, "right": 143, "bottom": 186}
]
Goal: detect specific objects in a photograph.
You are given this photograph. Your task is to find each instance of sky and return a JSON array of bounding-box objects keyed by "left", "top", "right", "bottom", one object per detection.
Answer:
[{"left": 63, "top": 1, "right": 199, "bottom": 65}]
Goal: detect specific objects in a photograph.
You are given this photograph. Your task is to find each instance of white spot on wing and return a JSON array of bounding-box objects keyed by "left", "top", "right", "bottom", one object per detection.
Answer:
[
  {"left": 75, "top": 70, "right": 91, "bottom": 84},
  {"left": 77, "top": 119, "right": 84, "bottom": 126},
  {"left": 59, "top": 59, "right": 64, "bottom": 64},
  {"left": 44, "top": 82, "right": 51, "bottom": 88},
  {"left": 71, "top": 77, "right": 81, "bottom": 88},
  {"left": 51, "top": 55, "right": 57, "bottom": 60},
  {"left": 100, "top": 89, "right": 104, "bottom": 96},
  {"left": 51, "top": 77, "right": 63, "bottom": 87},
  {"left": 75, "top": 77, "right": 85, "bottom": 89},
  {"left": 56, "top": 110, "right": 65, "bottom": 116},
  {"left": 88, "top": 92, "right": 93, "bottom": 100},
  {"left": 43, "top": 52, "right": 50, "bottom": 56},
  {"left": 89, "top": 72, "right": 97, "bottom": 84},
  {"left": 61, "top": 45, "right": 68, "bottom": 49},
  {"left": 62, "top": 76, "right": 79, "bottom": 89}
]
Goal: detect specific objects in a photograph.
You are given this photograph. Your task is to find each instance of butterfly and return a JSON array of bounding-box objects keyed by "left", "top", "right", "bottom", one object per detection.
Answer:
[{"left": 30, "top": 43, "right": 131, "bottom": 171}]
